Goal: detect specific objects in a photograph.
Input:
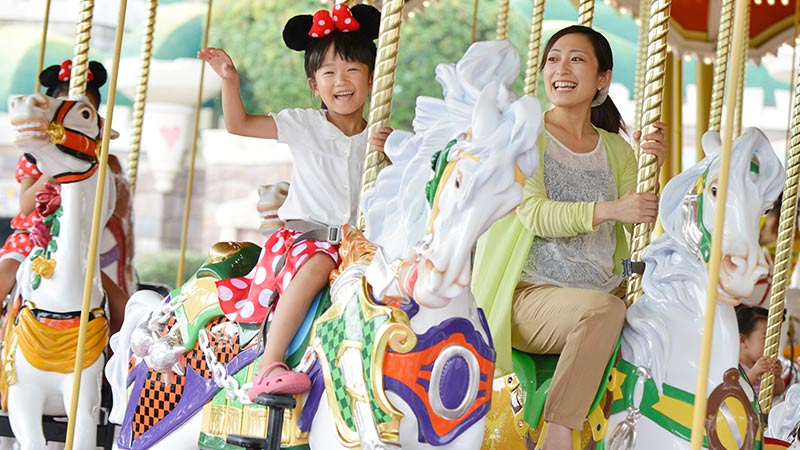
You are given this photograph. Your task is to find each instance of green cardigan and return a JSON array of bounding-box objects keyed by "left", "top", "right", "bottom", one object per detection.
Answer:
[{"left": 472, "top": 127, "right": 637, "bottom": 375}]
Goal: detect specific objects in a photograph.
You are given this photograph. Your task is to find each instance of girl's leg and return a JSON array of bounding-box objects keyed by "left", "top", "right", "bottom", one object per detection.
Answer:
[
  {"left": 0, "top": 258, "right": 20, "bottom": 303},
  {"left": 257, "top": 252, "right": 335, "bottom": 376},
  {"left": 511, "top": 282, "right": 626, "bottom": 450}
]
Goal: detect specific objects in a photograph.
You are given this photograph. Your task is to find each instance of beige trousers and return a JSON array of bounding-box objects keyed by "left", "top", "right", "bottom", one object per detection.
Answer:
[{"left": 511, "top": 281, "right": 626, "bottom": 430}]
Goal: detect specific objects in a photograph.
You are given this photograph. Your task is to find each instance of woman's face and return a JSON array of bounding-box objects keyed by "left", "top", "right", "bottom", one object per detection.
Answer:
[{"left": 542, "top": 33, "right": 611, "bottom": 110}]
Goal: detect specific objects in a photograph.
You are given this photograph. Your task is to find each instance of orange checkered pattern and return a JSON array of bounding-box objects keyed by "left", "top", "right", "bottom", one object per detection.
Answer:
[{"left": 131, "top": 370, "right": 185, "bottom": 439}]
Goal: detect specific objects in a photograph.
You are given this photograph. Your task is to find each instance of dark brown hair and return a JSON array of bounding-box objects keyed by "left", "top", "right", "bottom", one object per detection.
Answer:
[
  {"left": 540, "top": 25, "right": 626, "bottom": 134},
  {"left": 736, "top": 305, "right": 769, "bottom": 336}
]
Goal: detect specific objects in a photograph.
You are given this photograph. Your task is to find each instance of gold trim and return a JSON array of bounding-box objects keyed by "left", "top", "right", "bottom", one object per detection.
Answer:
[
  {"left": 47, "top": 122, "right": 66, "bottom": 145},
  {"left": 750, "top": 16, "right": 796, "bottom": 47},
  {"left": 668, "top": 19, "right": 708, "bottom": 42}
]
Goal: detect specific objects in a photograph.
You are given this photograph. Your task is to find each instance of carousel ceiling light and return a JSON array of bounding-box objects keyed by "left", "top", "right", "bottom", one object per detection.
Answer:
[
  {"left": 619, "top": 6, "right": 629, "bottom": 14},
  {"left": 703, "top": 56, "right": 713, "bottom": 64},
  {"left": 423, "top": 0, "right": 430, "bottom": 6},
  {"left": 684, "top": 54, "right": 693, "bottom": 61},
  {"left": 408, "top": 10, "right": 416, "bottom": 19}
]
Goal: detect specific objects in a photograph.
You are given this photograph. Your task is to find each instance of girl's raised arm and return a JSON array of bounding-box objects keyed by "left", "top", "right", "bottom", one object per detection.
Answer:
[{"left": 199, "top": 48, "right": 278, "bottom": 140}]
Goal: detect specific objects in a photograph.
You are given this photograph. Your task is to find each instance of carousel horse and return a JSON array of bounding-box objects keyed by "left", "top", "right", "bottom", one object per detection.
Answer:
[
  {"left": 607, "top": 128, "right": 786, "bottom": 450},
  {"left": 105, "top": 40, "right": 540, "bottom": 450},
  {"left": 5, "top": 92, "right": 117, "bottom": 450}
]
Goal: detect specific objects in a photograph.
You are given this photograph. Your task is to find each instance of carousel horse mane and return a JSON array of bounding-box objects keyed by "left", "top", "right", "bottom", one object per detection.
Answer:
[
  {"left": 623, "top": 128, "right": 785, "bottom": 388},
  {"left": 362, "top": 40, "right": 522, "bottom": 260}
]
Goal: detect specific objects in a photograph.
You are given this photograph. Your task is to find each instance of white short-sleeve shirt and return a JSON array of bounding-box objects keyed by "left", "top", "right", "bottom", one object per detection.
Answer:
[{"left": 272, "top": 108, "right": 368, "bottom": 227}]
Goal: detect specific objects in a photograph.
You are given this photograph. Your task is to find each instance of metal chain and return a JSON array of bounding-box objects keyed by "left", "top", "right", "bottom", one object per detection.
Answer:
[{"left": 198, "top": 328, "right": 253, "bottom": 404}]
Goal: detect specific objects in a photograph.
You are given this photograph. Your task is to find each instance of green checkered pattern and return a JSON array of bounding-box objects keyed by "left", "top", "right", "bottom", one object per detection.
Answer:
[{"left": 315, "top": 289, "right": 392, "bottom": 432}]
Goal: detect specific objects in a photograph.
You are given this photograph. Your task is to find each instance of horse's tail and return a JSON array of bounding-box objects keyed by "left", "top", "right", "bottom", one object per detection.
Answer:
[{"left": 105, "top": 289, "right": 163, "bottom": 424}]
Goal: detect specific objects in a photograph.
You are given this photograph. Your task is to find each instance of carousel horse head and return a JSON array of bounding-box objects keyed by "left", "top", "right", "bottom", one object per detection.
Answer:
[
  {"left": 9, "top": 92, "right": 116, "bottom": 182},
  {"left": 658, "top": 128, "right": 785, "bottom": 304},
  {"left": 409, "top": 77, "right": 541, "bottom": 308}
]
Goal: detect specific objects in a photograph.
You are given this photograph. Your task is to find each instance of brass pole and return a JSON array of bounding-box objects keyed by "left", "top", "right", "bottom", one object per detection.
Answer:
[
  {"left": 695, "top": 62, "right": 713, "bottom": 162},
  {"left": 672, "top": 55, "right": 683, "bottom": 177},
  {"left": 126, "top": 0, "right": 158, "bottom": 195},
  {"left": 708, "top": 0, "right": 734, "bottom": 132},
  {"left": 34, "top": 0, "right": 53, "bottom": 94},
  {"left": 496, "top": 0, "right": 510, "bottom": 40},
  {"left": 69, "top": 0, "right": 94, "bottom": 97},
  {"left": 659, "top": 51, "right": 673, "bottom": 189},
  {"left": 625, "top": 0, "right": 672, "bottom": 306},
  {"left": 471, "top": 0, "right": 480, "bottom": 44},
  {"left": 356, "top": 0, "right": 404, "bottom": 230},
  {"left": 689, "top": 0, "right": 749, "bottom": 447},
  {"left": 758, "top": 28, "right": 800, "bottom": 419},
  {"left": 578, "top": 0, "right": 594, "bottom": 27},
  {"left": 176, "top": 0, "right": 213, "bottom": 288},
  {"left": 523, "top": 0, "right": 546, "bottom": 97},
  {"left": 733, "top": 6, "right": 749, "bottom": 138},
  {"left": 65, "top": 0, "right": 126, "bottom": 448},
  {"left": 632, "top": 0, "right": 650, "bottom": 149}
]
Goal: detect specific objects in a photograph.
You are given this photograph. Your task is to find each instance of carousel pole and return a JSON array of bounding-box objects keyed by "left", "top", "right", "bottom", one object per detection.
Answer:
[
  {"left": 689, "top": 0, "right": 749, "bottom": 447},
  {"left": 496, "top": 0, "right": 510, "bottom": 40},
  {"left": 672, "top": 54, "right": 683, "bottom": 176},
  {"left": 68, "top": 0, "right": 94, "bottom": 97},
  {"left": 356, "top": 0, "right": 404, "bottom": 229},
  {"left": 471, "top": 0, "right": 480, "bottom": 43},
  {"left": 659, "top": 51, "right": 673, "bottom": 189},
  {"left": 126, "top": 0, "right": 159, "bottom": 195},
  {"left": 578, "top": 0, "right": 594, "bottom": 27},
  {"left": 523, "top": 0, "right": 546, "bottom": 97},
  {"left": 757, "top": 35, "right": 800, "bottom": 418},
  {"left": 34, "top": 0, "right": 52, "bottom": 94},
  {"left": 625, "top": 0, "right": 672, "bottom": 306},
  {"left": 632, "top": 0, "right": 651, "bottom": 145},
  {"left": 65, "top": 0, "right": 127, "bottom": 447},
  {"left": 733, "top": 6, "right": 749, "bottom": 138},
  {"left": 708, "top": 0, "right": 734, "bottom": 132},
  {"left": 175, "top": 0, "right": 213, "bottom": 288},
  {"left": 695, "top": 62, "right": 713, "bottom": 161}
]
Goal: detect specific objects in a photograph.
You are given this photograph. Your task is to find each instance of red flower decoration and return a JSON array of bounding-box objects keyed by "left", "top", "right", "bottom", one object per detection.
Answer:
[
  {"left": 35, "top": 182, "right": 61, "bottom": 217},
  {"left": 308, "top": 4, "right": 360, "bottom": 38},
  {"left": 30, "top": 218, "right": 52, "bottom": 249},
  {"left": 56, "top": 59, "right": 94, "bottom": 83}
]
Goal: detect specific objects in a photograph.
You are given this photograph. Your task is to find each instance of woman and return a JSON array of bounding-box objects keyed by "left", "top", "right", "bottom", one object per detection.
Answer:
[{"left": 473, "top": 25, "right": 667, "bottom": 450}]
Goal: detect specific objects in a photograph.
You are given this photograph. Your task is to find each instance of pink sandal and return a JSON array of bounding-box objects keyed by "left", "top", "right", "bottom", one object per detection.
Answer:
[{"left": 248, "top": 361, "right": 311, "bottom": 401}]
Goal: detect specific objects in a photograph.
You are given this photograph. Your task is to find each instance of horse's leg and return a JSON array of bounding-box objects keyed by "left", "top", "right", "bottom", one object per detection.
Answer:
[
  {"left": 59, "top": 360, "right": 103, "bottom": 450},
  {"left": 7, "top": 383, "right": 46, "bottom": 450}
]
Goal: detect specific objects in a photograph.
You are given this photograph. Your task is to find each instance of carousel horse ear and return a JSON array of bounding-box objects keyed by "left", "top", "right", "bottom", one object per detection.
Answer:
[
  {"left": 98, "top": 117, "right": 120, "bottom": 140},
  {"left": 350, "top": 4, "right": 381, "bottom": 40},
  {"left": 470, "top": 82, "right": 501, "bottom": 142},
  {"left": 88, "top": 61, "right": 108, "bottom": 88},
  {"left": 283, "top": 14, "right": 314, "bottom": 51},
  {"left": 701, "top": 130, "right": 722, "bottom": 157}
]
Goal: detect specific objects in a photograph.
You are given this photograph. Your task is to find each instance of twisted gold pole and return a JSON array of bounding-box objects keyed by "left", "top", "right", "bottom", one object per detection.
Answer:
[
  {"left": 671, "top": 56, "right": 682, "bottom": 177},
  {"left": 126, "top": 0, "right": 158, "bottom": 195},
  {"left": 625, "top": 0, "right": 671, "bottom": 306},
  {"left": 176, "top": 0, "right": 213, "bottom": 288},
  {"left": 496, "top": 0, "right": 510, "bottom": 40},
  {"left": 708, "top": 0, "right": 734, "bottom": 132},
  {"left": 471, "top": 0, "right": 480, "bottom": 44},
  {"left": 689, "top": 0, "right": 749, "bottom": 448},
  {"left": 69, "top": 0, "right": 94, "bottom": 97},
  {"left": 523, "top": 0, "right": 546, "bottom": 97},
  {"left": 65, "top": 0, "right": 127, "bottom": 446},
  {"left": 356, "top": 0, "right": 404, "bottom": 230},
  {"left": 35, "top": 0, "right": 53, "bottom": 94},
  {"left": 577, "top": 0, "right": 594, "bottom": 27},
  {"left": 632, "top": 0, "right": 650, "bottom": 140},
  {"left": 733, "top": 7, "right": 749, "bottom": 138},
  {"left": 758, "top": 44, "right": 800, "bottom": 417}
]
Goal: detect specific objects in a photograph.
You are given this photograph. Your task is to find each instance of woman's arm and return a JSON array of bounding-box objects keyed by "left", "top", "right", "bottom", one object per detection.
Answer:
[{"left": 198, "top": 48, "right": 277, "bottom": 139}]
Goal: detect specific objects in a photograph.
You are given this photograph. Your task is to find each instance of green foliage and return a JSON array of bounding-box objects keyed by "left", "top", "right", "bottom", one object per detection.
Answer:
[
  {"left": 210, "top": 0, "right": 534, "bottom": 129},
  {"left": 135, "top": 250, "right": 207, "bottom": 291}
]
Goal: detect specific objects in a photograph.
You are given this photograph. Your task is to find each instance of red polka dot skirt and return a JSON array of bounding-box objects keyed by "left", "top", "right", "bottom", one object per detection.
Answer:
[{"left": 216, "top": 227, "right": 339, "bottom": 324}]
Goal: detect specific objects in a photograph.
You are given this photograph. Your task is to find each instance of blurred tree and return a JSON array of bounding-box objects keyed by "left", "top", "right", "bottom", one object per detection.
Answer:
[{"left": 211, "top": 0, "right": 533, "bottom": 129}]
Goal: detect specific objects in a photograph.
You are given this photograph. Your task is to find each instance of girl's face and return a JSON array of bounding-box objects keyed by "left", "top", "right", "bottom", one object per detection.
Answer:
[
  {"left": 740, "top": 319, "right": 767, "bottom": 364},
  {"left": 542, "top": 33, "right": 611, "bottom": 110},
  {"left": 307, "top": 47, "right": 371, "bottom": 119}
]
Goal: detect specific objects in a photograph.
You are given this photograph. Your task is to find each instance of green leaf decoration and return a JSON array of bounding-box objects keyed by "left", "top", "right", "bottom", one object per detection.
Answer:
[
  {"left": 47, "top": 240, "right": 58, "bottom": 253},
  {"left": 31, "top": 274, "right": 41, "bottom": 290}
]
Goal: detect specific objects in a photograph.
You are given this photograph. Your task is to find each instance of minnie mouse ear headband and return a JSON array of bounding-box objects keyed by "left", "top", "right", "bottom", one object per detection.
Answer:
[
  {"left": 39, "top": 60, "right": 108, "bottom": 91},
  {"left": 283, "top": 4, "right": 381, "bottom": 52}
]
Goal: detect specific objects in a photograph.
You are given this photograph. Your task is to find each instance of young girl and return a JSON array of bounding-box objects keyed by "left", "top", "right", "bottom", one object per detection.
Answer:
[
  {"left": 737, "top": 305, "right": 786, "bottom": 397},
  {"left": 473, "top": 25, "right": 667, "bottom": 450},
  {"left": 199, "top": 4, "right": 388, "bottom": 399}
]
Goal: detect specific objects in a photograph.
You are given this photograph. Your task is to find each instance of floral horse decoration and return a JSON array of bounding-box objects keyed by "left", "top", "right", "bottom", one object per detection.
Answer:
[{"left": 105, "top": 39, "right": 542, "bottom": 450}]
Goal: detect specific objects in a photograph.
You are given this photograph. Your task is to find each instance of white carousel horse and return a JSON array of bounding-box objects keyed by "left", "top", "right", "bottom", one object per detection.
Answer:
[
  {"left": 6, "top": 92, "right": 116, "bottom": 450},
  {"left": 105, "top": 40, "right": 540, "bottom": 450},
  {"left": 607, "top": 129, "right": 786, "bottom": 450}
]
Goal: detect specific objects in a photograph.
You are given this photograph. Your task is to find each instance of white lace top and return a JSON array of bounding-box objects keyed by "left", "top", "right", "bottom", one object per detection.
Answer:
[{"left": 522, "top": 131, "right": 622, "bottom": 292}]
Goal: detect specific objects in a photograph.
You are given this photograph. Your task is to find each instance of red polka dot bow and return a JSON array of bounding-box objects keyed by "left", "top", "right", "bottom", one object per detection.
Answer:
[
  {"left": 57, "top": 59, "right": 94, "bottom": 83},
  {"left": 308, "top": 4, "right": 360, "bottom": 38}
]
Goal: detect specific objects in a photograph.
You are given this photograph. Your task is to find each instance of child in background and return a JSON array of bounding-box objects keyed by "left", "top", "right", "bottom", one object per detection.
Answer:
[
  {"left": 200, "top": 3, "right": 390, "bottom": 398},
  {"left": 737, "top": 305, "right": 785, "bottom": 397}
]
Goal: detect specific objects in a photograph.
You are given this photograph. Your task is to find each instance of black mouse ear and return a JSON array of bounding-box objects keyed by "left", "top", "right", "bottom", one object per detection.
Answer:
[
  {"left": 351, "top": 4, "right": 381, "bottom": 40},
  {"left": 88, "top": 61, "right": 107, "bottom": 88},
  {"left": 39, "top": 64, "right": 62, "bottom": 89},
  {"left": 283, "top": 14, "right": 313, "bottom": 52}
]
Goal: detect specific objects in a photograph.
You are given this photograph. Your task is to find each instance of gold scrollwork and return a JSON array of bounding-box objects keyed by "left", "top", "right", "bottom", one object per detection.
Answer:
[{"left": 47, "top": 122, "right": 66, "bottom": 144}]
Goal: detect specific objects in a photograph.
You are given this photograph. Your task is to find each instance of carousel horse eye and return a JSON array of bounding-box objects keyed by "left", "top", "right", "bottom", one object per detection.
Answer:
[
  {"left": 81, "top": 110, "right": 91, "bottom": 119},
  {"left": 711, "top": 186, "right": 717, "bottom": 197},
  {"left": 455, "top": 173, "right": 461, "bottom": 189}
]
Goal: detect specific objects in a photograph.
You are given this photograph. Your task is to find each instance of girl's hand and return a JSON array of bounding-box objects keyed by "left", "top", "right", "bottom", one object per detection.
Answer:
[
  {"left": 634, "top": 121, "right": 668, "bottom": 169},
  {"left": 370, "top": 127, "right": 393, "bottom": 152},
  {"left": 595, "top": 190, "right": 658, "bottom": 225},
  {"left": 198, "top": 48, "right": 238, "bottom": 80},
  {"left": 768, "top": 357, "right": 783, "bottom": 377},
  {"left": 748, "top": 356, "right": 771, "bottom": 382}
]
